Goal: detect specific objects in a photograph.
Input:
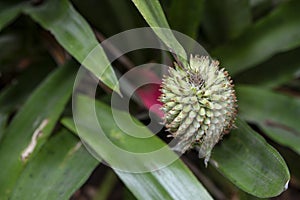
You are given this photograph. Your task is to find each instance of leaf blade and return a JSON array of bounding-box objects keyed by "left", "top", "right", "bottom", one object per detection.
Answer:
[
  {"left": 131, "top": 0, "right": 187, "bottom": 63},
  {"left": 236, "top": 85, "right": 300, "bottom": 154},
  {"left": 235, "top": 47, "right": 300, "bottom": 88},
  {"left": 63, "top": 95, "right": 213, "bottom": 200},
  {"left": 23, "top": 0, "right": 119, "bottom": 91},
  {"left": 213, "top": 0, "right": 300, "bottom": 75},
  {"left": 211, "top": 118, "right": 290, "bottom": 198},
  {"left": 0, "top": 62, "right": 76, "bottom": 198},
  {"left": 10, "top": 129, "right": 98, "bottom": 200}
]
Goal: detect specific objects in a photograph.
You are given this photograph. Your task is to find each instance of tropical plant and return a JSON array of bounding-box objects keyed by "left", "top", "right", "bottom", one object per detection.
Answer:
[{"left": 0, "top": 0, "right": 299, "bottom": 199}]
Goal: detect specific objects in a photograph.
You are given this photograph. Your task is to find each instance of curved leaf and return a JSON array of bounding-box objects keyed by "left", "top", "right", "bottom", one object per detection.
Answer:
[
  {"left": 213, "top": 0, "right": 300, "bottom": 75},
  {"left": 0, "top": 62, "right": 76, "bottom": 198},
  {"left": 236, "top": 85, "right": 300, "bottom": 155},
  {"left": 23, "top": 0, "right": 119, "bottom": 92},
  {"left": 131, "top": 0, "right": 187, "bottom": 64},
  {"left": 211, "top": 118, "right": 290, "bottom": 198},
  {"left": 10, "top": 129, "right": 98, "bottom": 200},
  {"left": 63, "top": 95, "right": 213, "bottom": 200},
  {"left": 235, "top": 47, "right": 300, "bottom": 88}
]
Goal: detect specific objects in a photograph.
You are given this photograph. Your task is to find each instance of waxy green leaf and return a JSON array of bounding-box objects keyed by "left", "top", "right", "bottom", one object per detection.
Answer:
[
  {"left": 237, "top": 85, "right": 300, "bottom": 155},
  {"left": 212, "top": 118, "right": 290, "bottom": 198},
  {"left": 213, "top": 0, "right": 300, "bottom": 75},
  {"left": 63, "top": 95, "right": 213, "bottom": 200},
  {"left": 24, "top": 0, "right": 119, "bottom": 92},
  {"left": 131, "top": 0, "right": 187, "bottom": 64},
  {"left": 0, "top": 62, "right": 76, "bottom": 198},
  {"left": 235, "top": 47, "right": 300, "bottom": 88},
  {"left": 10, "top": 129, "right": 98, "bottom": 200}
]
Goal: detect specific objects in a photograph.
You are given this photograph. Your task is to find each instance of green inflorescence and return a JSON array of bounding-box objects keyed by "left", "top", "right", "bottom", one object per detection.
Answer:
[{"left": 160, "top": 55, "right": 237, "bottom": 164}]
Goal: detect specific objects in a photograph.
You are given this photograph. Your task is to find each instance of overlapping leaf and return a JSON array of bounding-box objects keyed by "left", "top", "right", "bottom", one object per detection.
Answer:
[
  {"left": 62, "top": 95, "right": 213, "bottom": 200},
  {"left": 237, "top": 85, "right": 300, "bottom": 155},
  {"left": 23, "top": 0, "right": 119, "bottom": 92},
  {"left": 211, "top": 118, "right": 290, "bottom": 198},
  {"left": 10, "top": 129, "right": 98, "bottom": 200},
  {"left": 0, "top": 62, "right": 76, "bottom": 198},
  {"left": 235, "top": 47, "right": 300, "bottom": 88},
  {"left": 131, "top": 0, "right": 187, "bottom": 64},
  {"left": 213, "top": 0, "right": 300, "bottom": 75}
]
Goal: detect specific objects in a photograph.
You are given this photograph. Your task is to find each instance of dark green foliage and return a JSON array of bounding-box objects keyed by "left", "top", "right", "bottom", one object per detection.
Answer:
[{"left": 0, "top": 0, "right": 299, "bottom": 199}]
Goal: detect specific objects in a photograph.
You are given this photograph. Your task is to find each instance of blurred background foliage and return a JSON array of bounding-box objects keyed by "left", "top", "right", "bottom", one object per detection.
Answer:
[{"left": 0, "top": 0, "right": 300, "bottom": 199}]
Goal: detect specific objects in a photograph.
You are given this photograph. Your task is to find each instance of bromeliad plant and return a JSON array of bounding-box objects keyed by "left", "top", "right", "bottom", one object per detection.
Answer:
[{"left": 0, "top": 0, "right": 299, "bottom": 199}]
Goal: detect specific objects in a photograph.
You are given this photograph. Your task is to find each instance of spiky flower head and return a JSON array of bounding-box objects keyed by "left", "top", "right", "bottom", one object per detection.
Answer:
[{"left": 160, "top": 55, "right": 237, "bottom": 164}]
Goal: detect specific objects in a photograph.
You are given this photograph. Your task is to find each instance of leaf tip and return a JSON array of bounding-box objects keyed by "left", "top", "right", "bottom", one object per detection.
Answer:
[{"left": 284, "top": 180, "right": 289, "bottom": 191}]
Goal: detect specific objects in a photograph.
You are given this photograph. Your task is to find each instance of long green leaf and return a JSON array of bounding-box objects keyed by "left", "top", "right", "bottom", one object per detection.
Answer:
[
  {"left": 23, "top": 0, "right": 119, "bottom": 92},
  {"left": 115, "top": 163, "right": 211, "bottom": 200},
  {"left": 62, "top": 95, "right": 213, "bottom": 200},
  {"left": 203, "top": 0, "right": 252, "bottom": 44},
  {"left": 0, "top": 2, "right": 28, "bottom": 31},
  {"left": 211, "top": 118, "right": 290, "bottom": 198},
  {"left": 236, "top": 85, "right": 300, "bottom": 155},
  {"left": 213, "top": 0, "right": 300, "bottom": 75},
  {"left": 0, "top": 62, "right": 76, "bottom": 198},
  {"left": 235, "top": 47, "right": 300, "bottom": 88},
  {"left": 131, "top": 0, "right": 187, "bottom": 63},
  {"left": 10, "top": 129, "right": 98, "bottom": 200}
]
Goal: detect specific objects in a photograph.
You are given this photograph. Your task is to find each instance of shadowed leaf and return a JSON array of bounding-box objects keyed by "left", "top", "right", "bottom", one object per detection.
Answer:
[{"left": 212, "top": 118, "right": 290, "bottom": 198}]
